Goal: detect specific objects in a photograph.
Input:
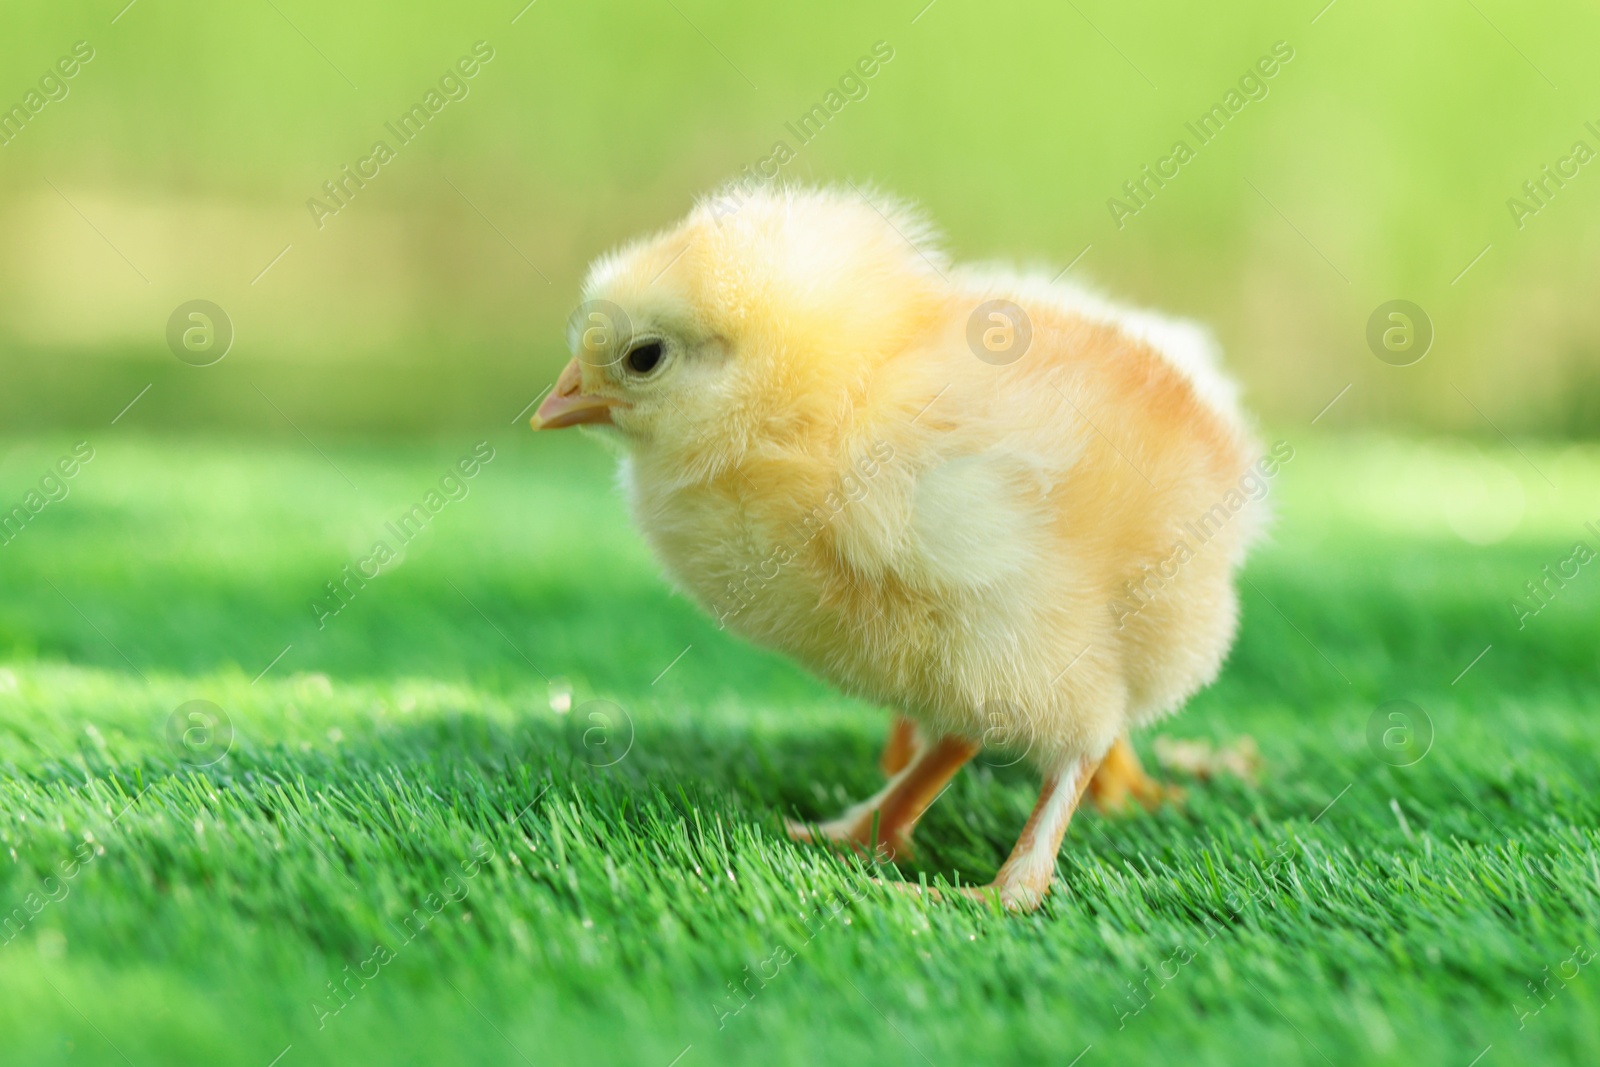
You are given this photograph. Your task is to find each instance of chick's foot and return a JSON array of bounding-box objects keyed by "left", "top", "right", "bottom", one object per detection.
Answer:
[
  {"left": 878, "top": 878, "right": 1046, "bottom": 913},
  {"left": 1088, "top": 736, "right": 1184, "bottom": 814},
  {"left": 874, "top": 754, "right": 1098, "bottom": 915},
  {"left": 786, "top": 734, "right": 976, "bottom": 864},
  {"left": 785, "top": 813, "right": 913, "bottom": 863}
]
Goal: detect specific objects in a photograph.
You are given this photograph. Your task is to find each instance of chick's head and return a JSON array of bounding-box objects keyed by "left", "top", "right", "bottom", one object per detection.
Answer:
[
  {"left": 534, "top": 240, "right": 731, "bottom": 454},
  {"left": 533, "top": 186, "right": 946, "bottom": 477}
]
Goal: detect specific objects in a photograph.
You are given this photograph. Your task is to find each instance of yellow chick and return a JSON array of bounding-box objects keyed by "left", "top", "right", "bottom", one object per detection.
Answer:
[{"left": 534, "top": 186, "right": 1266, "bottom": 911}]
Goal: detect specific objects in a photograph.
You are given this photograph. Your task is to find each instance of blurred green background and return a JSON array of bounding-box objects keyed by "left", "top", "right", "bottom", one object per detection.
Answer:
[{"left": 2, "top": 0, "right": 1597, "bottom": 436}]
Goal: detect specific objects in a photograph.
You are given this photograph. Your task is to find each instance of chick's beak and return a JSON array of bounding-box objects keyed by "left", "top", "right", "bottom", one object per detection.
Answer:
[{"left": 531, "top": 358, "right": 623, "bottom": 430}]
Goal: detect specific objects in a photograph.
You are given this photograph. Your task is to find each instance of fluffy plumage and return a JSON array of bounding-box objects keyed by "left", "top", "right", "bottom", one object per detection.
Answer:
[{"left": 534, "top": 185, "right": 1264, "bottom": 910}]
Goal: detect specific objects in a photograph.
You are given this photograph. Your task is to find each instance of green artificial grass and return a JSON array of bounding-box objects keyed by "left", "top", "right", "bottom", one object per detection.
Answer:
[{"left": 0, "top": 429, "right": 1597, "bottom": 1066}]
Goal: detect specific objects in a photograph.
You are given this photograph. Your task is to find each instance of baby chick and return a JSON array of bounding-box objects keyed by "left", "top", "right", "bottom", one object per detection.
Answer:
[{"left": 534, "top": 187, "right": 1263, "bottom": 911}]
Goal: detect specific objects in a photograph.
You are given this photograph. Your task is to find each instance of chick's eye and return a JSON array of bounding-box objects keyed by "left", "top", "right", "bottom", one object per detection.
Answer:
[{"left": 624, "top": 341, "right": 664, "bottom": 375}]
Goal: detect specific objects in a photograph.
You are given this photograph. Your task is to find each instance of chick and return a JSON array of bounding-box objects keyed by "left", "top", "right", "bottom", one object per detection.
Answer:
[{"left": 534, "top": 186, "right": 1263, "bottom": 911}]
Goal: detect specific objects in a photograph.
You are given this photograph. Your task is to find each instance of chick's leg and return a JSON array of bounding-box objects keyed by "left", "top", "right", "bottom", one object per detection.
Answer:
[
  {"left": 879, "top": 714, "right": 922, "bottom": 777},
  {"left": 891, "top": 753, "right": 1097, "bottom": 913},
  {"left": 787, "top": 735, "right": 976, "bottom": 861},
  {"left": 1088, "top": 735, "right": 1182, "bottom": 813}
]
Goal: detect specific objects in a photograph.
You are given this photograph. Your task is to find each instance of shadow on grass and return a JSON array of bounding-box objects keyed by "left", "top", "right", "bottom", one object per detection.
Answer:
[{"left": 7, "top": 699, "right": 1395, "bottom": 901}]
